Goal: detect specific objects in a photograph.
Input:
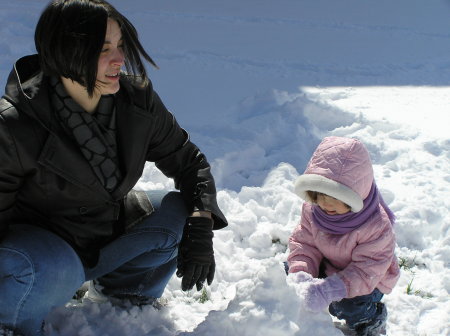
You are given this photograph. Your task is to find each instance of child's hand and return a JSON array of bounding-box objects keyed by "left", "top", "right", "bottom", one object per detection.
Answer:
[{"left": 304, "top": 274, "right": 347, "bottom": 312}]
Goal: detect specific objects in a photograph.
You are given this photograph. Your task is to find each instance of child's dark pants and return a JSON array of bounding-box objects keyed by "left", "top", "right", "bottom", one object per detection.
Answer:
[{"left": 329, "top": 288, "right": 384, "bottom": 328}]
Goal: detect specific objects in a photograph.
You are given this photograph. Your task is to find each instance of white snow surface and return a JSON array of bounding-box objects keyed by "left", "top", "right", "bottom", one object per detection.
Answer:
[{"left": 1, "top": 1, "right": 450, "bottom": 335}]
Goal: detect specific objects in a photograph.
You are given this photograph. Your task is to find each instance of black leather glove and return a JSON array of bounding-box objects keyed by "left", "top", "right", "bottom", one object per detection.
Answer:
[{"left": 176, "top": 216, "right": 215, "bottom": 291}]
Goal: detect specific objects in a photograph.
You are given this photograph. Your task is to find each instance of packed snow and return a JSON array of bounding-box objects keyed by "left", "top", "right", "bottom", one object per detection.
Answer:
[{"left": 1, "top": 1, "right": 449, "bottom": 335}]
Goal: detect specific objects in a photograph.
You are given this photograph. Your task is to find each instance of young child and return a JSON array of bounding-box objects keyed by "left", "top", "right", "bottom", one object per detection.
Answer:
[{"left": 287, "top": 136, "right": 400, "bottom": 336}]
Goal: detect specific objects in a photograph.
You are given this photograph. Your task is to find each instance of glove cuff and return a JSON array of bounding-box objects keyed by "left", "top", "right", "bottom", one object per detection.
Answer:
[
  {"left": 186, "top": 216, "right": 214, "bottom": 228},
  {"left": 325, "top": 274, "right": 347, "bottom": 301},
  {"left": 180, "top": 216, "right": 214, "bottom": 260}
]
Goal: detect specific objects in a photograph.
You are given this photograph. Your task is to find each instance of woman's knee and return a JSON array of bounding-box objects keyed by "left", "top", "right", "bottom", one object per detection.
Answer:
[
  {"left": 1, "top": 228, "right": 84, "bottom": 335},
  {"left": 139, "top": 191, "right": 188, "bottom": 240},
  {"left": 0, "top": 226, "right": 85, "bottom": 303},
  {"left": 0, "top": 248, "right": 35, "bottom": 314},
  {"left": 146, "top": 191, "right": 188, "bottom": 216}
]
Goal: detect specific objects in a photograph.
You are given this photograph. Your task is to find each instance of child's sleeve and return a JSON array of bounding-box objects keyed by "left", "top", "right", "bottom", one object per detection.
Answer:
[
  {"left": 337, "top": 216, "right": 397, "bottom": 298},
  {"left": 287, "top": 204, "right": 323, "bottom": 277}
]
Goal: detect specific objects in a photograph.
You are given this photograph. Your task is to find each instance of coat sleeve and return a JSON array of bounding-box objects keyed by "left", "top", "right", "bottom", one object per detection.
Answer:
[
  {"left": 287, "top": 204, "right": 324, "bottom": 277},
  {"left": 144, "top": 88, "right": 227, "bottom": 229},
  {"left": 337, "top": 213, "right": 397, "bottom": 298},
  {"left": 0, "top": 109, "right": 24, "bottom": 239}
]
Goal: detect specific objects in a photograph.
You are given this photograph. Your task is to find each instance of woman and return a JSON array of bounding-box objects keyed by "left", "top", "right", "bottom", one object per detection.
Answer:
[{"left": 0, "top": 1, "right": 227, "bottom": 335}]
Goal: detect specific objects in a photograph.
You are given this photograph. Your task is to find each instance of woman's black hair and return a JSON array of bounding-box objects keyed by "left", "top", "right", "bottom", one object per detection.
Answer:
[{"left": 35, "top": 0, "right": 157, "bottom": 97}]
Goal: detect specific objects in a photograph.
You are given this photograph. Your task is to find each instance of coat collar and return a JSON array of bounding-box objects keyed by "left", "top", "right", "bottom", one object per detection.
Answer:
[
  {"left": 6, "top": 54, "right": 153, "bottom": 200},
  {"left": 5, "top": 55, "right": 58, "bottom": 133}
]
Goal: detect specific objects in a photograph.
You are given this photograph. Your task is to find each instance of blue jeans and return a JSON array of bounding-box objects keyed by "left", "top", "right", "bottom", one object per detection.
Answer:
[{"left": 0, "top": 191, "right": 187, "bottom": 336}]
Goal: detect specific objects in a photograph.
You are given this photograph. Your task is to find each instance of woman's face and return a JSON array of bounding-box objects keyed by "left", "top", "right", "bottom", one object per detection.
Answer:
[{"left": 96, "top": 19, "right": 125, "bottom": 95}]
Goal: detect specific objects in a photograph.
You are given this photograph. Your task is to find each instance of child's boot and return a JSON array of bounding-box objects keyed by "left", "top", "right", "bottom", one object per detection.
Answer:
[
  {"left": 354, "top": 302, "right": 387, "bottom": 336},
  {"left": 0, "top": 326, "right": 23, "bottom": 336}
]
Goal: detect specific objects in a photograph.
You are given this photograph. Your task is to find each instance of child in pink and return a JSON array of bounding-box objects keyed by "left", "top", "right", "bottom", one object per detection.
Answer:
[{"left": 287, "top": 136, "right": 399, "bottom": 336}]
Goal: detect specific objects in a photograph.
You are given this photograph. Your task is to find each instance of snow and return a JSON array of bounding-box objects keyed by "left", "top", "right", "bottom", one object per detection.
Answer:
[{"left": 1, "top": 0, "right": 449, "bottom": 335}]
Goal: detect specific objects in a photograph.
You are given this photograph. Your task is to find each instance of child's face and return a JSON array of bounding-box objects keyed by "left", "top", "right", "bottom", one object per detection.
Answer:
[{"left": 316, "top": 193, "right": 351, "bottom": 215}]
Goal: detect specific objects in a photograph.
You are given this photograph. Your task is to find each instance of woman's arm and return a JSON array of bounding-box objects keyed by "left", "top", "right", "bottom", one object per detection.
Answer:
[
  {"left": 144, "top": 88, "right": 226, "bottom": 229},
  {"left": 139, "top": 85, "right": 225, "bottom": 291}
]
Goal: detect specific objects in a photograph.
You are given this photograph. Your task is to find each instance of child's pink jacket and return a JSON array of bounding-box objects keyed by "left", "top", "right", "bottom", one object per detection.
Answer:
[{"left": 288, "top": 137, "right": 400, "bottom": 298}]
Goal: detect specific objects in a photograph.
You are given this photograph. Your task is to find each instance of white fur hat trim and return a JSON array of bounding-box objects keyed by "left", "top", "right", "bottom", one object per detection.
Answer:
[{"left": 294, "top": 174, "right": 363, "bottom": 212}]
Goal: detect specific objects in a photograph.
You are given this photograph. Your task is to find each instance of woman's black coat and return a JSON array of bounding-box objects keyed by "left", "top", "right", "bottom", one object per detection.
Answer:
[{"left": 0, "top": 55, "right": 227, "bottom": 266}]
